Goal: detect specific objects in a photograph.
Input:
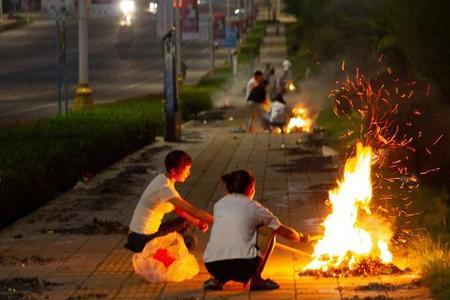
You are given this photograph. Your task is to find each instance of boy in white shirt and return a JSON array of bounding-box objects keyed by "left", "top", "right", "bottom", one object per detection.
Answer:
[
  {"left": 245, "top": 70, "right": 264, "bottom": 100},
  {"left": 125, "top": 150, "right": 213, "bottom": 253},
  {"left": 203, "top": 170, "right": 309, "bottom": 290}
]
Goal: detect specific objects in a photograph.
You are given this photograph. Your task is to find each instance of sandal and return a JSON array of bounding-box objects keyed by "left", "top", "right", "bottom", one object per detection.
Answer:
[
  {"left": 203, "top": 278, "right": 224, "bottom": 291},
  {"left": 250, "top": 278, "right": 280, "bottom": 291}
]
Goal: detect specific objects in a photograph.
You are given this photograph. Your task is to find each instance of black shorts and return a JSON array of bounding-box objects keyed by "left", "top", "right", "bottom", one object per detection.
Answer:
[
  {"left": 125, "top": 217, "right": 188, "bottom": 253},
  {"left": 205, "top": 256, "right": 262, "bottom": 284}
]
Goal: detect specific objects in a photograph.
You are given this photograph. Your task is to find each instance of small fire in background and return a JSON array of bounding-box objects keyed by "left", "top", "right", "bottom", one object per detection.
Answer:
[
  {"left": 286, "top": 104, "right": 312, "bottom": 133},
  {"left": 302, "top": 142, "right": 398, "bottom": 277},
  {"left": 288, "top": 80, "right": 296, "bottom": 91}
]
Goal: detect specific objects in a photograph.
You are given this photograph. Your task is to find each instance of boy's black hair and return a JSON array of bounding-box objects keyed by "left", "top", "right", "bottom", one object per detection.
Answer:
[
  {"left": 254, "top": 70, "right": 263, "bottom": 77},
  {"left": 222, "top": 170, "right": 255, "bottom": 194},
  {"left": 165, "top": 150, "right": 192, "bottom": 172}
]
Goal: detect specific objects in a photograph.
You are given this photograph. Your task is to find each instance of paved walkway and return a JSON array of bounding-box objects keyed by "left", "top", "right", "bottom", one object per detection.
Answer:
[{"left": 0, "top": 21, "right": 431, "bottom": 300}]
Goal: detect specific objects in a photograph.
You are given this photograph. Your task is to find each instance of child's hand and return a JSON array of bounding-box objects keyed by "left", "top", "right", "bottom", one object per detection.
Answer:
[
  {"left": 290, "top": 230, "right": 301, "bottom": 241},
  {"left": 194, "top": 219, "right": 209, "bottom": 233},
  {"left": 300, "top": 233, "right": 310, "bottom": 243}
]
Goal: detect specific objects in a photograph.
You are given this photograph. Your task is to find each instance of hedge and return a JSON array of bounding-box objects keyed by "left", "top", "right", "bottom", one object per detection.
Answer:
[{"left": 0, "top": 97, "right": 164, "bottom": 228}]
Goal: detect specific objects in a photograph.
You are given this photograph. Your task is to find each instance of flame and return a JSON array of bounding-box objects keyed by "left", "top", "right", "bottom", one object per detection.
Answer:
[
  {"left": 288, "top": 81, "right": 296, "bottom": 91},
  {"left": 305, "top": 142, "right": 393, "bottom": 271},
  {"left": 286, "top": 104, "right": 312, "bottom": 133}
]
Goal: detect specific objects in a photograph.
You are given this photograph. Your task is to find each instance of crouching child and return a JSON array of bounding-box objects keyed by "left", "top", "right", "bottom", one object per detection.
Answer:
[
  {"left": 125, "top": 150, "right": 213, "bottom": 253},
  {"left": 203, "top": 170, "right": 309, "bottom": 291}
]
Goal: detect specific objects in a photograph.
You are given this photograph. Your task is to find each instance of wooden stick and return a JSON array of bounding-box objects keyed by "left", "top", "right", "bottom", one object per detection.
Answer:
[
  {"left": 275, "top": 243, "right": 311, "bottom": 257},
  {"left": 309, "top": 234, "right": 323, "bottom": 242}
]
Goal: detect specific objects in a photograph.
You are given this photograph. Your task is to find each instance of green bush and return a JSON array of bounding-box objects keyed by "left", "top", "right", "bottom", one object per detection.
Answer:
[
  {"left": 197, "top": 66, "right": 233, "bottom": 88},
  {"left": 0, "top": 16, "right": 32, "bottom": 33},
  {"left": 238, "top": 21, "right": 267, "bottom": 62},
  {"left": 180, "top": 65, "right": 232, "bottom": 119},
  {"left": 179, "top": 86, "right": 214, "bottom": 119},
  {"left": 0, "top": 97, "right": 164, "bottom": 228}
]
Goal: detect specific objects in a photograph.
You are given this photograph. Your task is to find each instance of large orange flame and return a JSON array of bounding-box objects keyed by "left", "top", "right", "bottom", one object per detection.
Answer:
[
  {"left": 305, "top": 142, "right": 393, "bottom": 271},
  {"left": 286, "top": 104, "right": 312, "bottom": 133}
]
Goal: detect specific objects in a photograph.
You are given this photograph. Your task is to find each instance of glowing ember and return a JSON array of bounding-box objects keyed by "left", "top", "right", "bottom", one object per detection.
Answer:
[
  {"left": 304, "top": 142, "right": 393, "bottom": 272},
  {"left": 288, "top": 81, "right": 296, "bottom": 91},
  {"left": 286, "top": 104, "right": 312, "bottom": 133}
]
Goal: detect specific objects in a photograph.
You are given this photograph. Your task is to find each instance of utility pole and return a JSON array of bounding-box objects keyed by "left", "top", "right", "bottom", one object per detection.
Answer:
[
  {"left": 277, "top": 0, "right": 280, "bottom": 20},
  {"left": 208, "top": 0, "right": 215, "bottom": 72},
  {"left": 74, "top": 0, "right": 93, "bottom": 111},
  {"left": 236, "top": 0, "right": 240, "bottom": 38},
  {"left": 174, "top": 0, "right": 182, "bottom": 80},
  {"left": 226, "top": 0, "right": 231, "bottom": 60},
  {"left": 243, "top": 0, "right": 247, "bottom": 32}
]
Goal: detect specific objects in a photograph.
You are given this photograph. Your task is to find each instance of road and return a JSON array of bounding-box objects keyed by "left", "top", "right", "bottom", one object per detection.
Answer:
[{"left": 0, "top": 13, "right": 225, "bottom": 125}]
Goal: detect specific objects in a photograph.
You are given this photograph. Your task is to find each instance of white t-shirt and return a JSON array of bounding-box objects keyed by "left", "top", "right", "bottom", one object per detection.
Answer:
[
  {"left": 282, "top": 59, "right": 292, "bottom": 71},
  {"left": 245, "top": 77, "right": 258, "bottom": 100},
  {"left": 129, "top": 174, "right": 179, "bottom": 234},
  {"left": 203, "top": 193, "right": 281, "bottom": 263},
  {"left": 269, "top": 101, "right": 288, "bottom": 124}
]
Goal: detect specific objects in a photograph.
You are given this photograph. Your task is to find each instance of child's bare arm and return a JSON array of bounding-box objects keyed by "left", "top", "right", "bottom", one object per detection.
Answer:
[{"left": 168, "top": 197, "right": 214, "bottom": 224}]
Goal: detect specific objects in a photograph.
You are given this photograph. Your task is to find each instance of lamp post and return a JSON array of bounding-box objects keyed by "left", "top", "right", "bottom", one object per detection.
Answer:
[
  {"left": 73, "top": 0, "right": 93, "bottom": 111},
  {"left": 174, "top": 0, "right": 182, "bottom": 79},
  {"left": 163, "top": 28, "right": 181, "bottom": 142},
  {"left": 208, "top": 0, "right": 215, "bottom": 72},
  {"left": 226, "top": 0, "right": 231, "bottom": 61}
]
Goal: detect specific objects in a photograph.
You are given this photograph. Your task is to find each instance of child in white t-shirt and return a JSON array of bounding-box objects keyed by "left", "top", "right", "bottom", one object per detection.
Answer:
[
  {"left": 203, "top": 170, "right": 309, "bottom": 291},
  {"left": 125, "top": 150, "right": 213, "bottom": 253},
  {"left": 263, "top": 90, "right": 291, "bottom": 131}
]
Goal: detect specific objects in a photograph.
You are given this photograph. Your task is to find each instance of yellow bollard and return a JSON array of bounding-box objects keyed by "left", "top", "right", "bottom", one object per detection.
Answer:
[{"left": 73, "top": 82, "right": 94, "bottom": 111}]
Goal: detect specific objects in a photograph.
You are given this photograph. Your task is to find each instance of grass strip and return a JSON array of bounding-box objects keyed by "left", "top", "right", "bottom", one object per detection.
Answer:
[
  {"left": 0, "top": 16, "right": 33, "bottom": 33},
  {"left": 0, "top": 97, "right": 164, "bottom": 228}
]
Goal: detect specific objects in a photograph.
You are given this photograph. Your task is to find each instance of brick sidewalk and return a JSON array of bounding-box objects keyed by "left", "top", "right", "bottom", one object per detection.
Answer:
[{"left": 0, "top": 22, "right": 431, "bottom": 300}]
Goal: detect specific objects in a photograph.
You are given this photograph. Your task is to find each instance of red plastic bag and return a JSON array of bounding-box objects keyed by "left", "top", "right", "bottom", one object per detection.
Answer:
[{"left": 132, "top": 232, "right": 199, "bottom": 282}]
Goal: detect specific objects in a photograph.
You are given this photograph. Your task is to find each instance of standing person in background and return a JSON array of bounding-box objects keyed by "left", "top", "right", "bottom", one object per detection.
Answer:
[
  {"left": 247, "top": 79, "right": 270, "bottom": 132},
  {"left": 181, "top": 61, "right": 188, "bottom": 80},
  {"left": 263, "top": 63, "right": 272, "bottom": 79},
  {"left": 266, "top": 67, "right": 278, "bottom": 100},
  {"left": 245, "top": 70, "right": 263, "bottom": 101},
  {"left": 280, "top": 58, "right": 293, "bottom": 91},
  {"left": 203, "top": 170, "right": 309, "bottom": 291},
  {"left": 282, "top": 58, "right": 292, "bottom": 72},
  {"left": 125, "top": 150, "right": 213, "bottom": 253}
]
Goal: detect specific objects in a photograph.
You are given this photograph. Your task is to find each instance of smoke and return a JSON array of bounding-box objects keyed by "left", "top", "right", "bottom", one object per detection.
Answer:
[
  {"left": 287, "top": 60, "right": 344, "bottom": 114},
  {"left": 359, "top": 214, "right": 394, "bottom": 246}
]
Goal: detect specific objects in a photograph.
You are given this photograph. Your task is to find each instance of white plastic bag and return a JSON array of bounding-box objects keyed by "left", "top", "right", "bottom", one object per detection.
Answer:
[{"left": 132, "top": 232, "right": 199, "bottom": 282}]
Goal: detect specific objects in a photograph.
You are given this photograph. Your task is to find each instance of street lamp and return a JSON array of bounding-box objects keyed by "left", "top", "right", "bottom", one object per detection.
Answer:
[
  {"left": 73, "top": 0, "right": 94, "bottom": 111},
  {"left": 119, "top": 0, "right": 135, "bottom": 26},
  {"left": 0, "top": 0, "right": 3, "bottom": 23}
]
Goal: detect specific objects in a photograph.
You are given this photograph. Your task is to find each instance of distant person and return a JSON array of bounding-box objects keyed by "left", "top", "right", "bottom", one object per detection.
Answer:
[
  {"left": 125, "top": 150, "right": 213, "bottom": 253},
  {"left": 263, "top": 89, "right": 290, "bottom": 132},
  {"left": 279, "top": 58, "right": 293, "bottom": 91},
  {"left": 247, "top": 79, "right": 270, "bottom": 132},
  {"left": 181, "top": 61, "right": 188, "bottom": 80},
  {"left": 263, "top": 63, "right": 273, "bottom": 79},
  {"left": 245, "top": 70, "right": 263, "bottom": 101},
  {"left": 203, "top": 170, "right": 309, "bottom": 290},
  {"left": 282, "top": 58, "right": 292, "bottom": 72},
  {"left": 266, "top": 67, "right": 278, "bottom": 100}
]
